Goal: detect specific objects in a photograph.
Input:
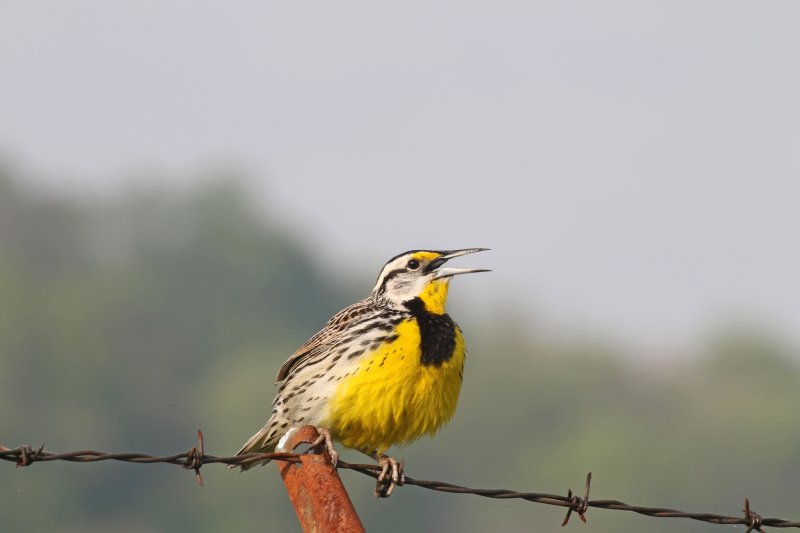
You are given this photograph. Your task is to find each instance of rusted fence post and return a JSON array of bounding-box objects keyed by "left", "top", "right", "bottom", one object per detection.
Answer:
[{"left": 275, "top": 426, "right": 366, "bottom": 533}]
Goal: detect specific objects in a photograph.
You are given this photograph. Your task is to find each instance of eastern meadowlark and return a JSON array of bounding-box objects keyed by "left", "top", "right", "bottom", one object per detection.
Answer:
[{"left": 234, "top": 248, "right": 488, "bottom": 496}]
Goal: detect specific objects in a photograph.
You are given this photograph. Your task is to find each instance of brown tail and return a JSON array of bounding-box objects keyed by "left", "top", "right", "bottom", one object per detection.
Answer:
[{"left": 231, "top": 417, "right": 282, "bottom": 471}]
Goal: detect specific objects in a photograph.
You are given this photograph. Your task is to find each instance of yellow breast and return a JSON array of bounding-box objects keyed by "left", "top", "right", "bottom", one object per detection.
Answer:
[{"left": 326, "top": 318, "right": 465, "bottom": 453}]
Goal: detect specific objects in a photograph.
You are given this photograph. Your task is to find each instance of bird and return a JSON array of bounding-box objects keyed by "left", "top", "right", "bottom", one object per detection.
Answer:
[{"left": 233, "top": 248, "right": 489, "bottom": 497}]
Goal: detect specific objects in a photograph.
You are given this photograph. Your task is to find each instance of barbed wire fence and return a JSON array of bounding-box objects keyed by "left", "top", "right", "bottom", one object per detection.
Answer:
[{"left": 2, "top": 431, "right": 798, "bottom": 532}]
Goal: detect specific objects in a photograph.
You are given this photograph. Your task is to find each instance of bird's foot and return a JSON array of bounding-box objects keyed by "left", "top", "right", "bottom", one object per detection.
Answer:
[
  {"left": 373, "top": 453, "right": 405, "bottom": 498},
  {"left": 305, "top": 426, "right": 339, "bottom": 470}
]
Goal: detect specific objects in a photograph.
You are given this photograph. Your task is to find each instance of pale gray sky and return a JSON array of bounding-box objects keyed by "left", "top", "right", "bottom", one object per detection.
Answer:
[{"left": 2, "top": 1, "right": 799, "bottom": 351}]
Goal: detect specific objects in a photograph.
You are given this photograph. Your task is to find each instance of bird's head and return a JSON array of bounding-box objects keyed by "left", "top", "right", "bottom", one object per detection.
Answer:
[{"left": 372, "top": 248, "right": 489, "bottom": 314}]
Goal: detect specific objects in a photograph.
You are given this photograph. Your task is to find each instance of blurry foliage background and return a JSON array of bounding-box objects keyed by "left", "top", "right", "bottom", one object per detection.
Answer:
[{"left": 1, "top": 169, "right": 798, "bottom": 532}]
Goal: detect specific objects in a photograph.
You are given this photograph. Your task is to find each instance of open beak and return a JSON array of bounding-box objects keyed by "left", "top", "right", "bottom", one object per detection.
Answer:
[{"left": 430, "top": 248, "right": 491, "bottom": 279}]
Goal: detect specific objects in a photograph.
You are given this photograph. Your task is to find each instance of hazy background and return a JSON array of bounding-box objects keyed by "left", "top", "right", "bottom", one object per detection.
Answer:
[{"left": 1, "top": 2, "right": 799, "bottom": 532}]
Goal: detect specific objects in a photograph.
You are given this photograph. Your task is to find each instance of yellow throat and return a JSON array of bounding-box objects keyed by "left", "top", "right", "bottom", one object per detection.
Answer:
[{"left": 418, "top": 277, "right": 451, "bottom": 315}]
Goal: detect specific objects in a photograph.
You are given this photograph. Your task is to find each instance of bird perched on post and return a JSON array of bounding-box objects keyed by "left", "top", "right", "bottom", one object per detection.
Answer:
[{"left": 233, "top": 248, "right": 488, "bottom": 497}]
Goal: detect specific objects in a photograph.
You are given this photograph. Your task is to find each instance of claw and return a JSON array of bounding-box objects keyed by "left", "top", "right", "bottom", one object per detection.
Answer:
[
  {"left": 304, "top": 427, "right": 339, "bottom": 471},
  {"left": 373, "top": 454, "right": 404, "bottom": 498}
]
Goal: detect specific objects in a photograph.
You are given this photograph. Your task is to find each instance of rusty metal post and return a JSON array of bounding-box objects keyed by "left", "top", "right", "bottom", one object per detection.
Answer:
[{"left": 275, "top": 426, "right": 365, "bottom": 533}]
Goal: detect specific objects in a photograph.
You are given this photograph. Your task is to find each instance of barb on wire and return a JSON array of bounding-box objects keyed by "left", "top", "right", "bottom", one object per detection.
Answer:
[
  {"left": 562, "top": 472, "right": 591, "bottom": 526},
  {"left": 9, "top": 444, "right": 45, "bottom": 467},
  {"left": 183, "top": 430, "right": 205, "bottom": 486},
  {"left": 2, "top": 434, "right": 799, "bottom": 530},
  {"left": 745, "top": 498, "right": 765, "bottom": 533}
]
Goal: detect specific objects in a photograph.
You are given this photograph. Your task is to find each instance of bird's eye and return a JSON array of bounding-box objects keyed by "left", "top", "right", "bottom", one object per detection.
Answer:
[{"left": 407, "top": 259, "right": 421, "bottom": 270}]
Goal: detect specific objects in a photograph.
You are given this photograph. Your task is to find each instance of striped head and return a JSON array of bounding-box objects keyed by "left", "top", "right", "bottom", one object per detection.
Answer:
[{"left": 372, "top": 248, "right": 489, "bottom": 314}]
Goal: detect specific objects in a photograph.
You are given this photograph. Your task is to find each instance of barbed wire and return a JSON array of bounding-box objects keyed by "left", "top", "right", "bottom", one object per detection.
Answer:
[{"left": 2, "top": 431, "right": 798, "bottom": 531}]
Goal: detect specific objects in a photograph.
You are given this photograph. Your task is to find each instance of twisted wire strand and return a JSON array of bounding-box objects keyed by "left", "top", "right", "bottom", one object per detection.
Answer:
[{"left": 2, "top": 437, "right": 797, "bottom": 530}]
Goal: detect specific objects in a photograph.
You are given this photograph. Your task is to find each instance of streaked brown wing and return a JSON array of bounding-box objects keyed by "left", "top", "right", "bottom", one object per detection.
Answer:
[{"left": 274, "top": 299, "right": 374, "bottom": 383}]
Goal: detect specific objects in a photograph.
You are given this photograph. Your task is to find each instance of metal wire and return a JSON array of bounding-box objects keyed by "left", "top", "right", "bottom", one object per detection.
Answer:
[{"left": 2, "top": 432, "right": 797, "bottom": 531}]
